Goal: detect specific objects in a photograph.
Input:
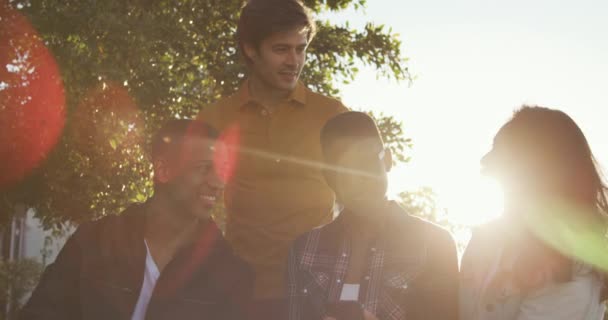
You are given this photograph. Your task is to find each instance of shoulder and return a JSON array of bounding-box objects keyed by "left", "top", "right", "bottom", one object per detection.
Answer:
[
  {"left": 520, "top": 263, "right": 605, "bottom": 319},
  {"left": 460, "top": 219, "right": 513, "bottom": 284},
  {"left": 302, "top": 85, "right": 349, "bottom": 115},
  {"left": 410, "top": 215, "right": 458, "bottom": 260},
  {"left": 465, "top": 218, "right": 506, "bottom": 254},
  {"left": 70, "top": 203, "right": 145, "bottom": 251},
  {"left": 196, "top": 92, "right": 241, "bottom": 130},
  {"left": 390, "top": 202, "right": 455, "bottom": 247},
  {"left": 386, "top": 204, "right": 459, "bottom": 276},
  {"left": 385, "top": 203, "right": 458, "bottom": 265},
  {"left": 87, "top": 203, "right": 144, "bottom": 232},
  {"left": 204, "top": 92, "right": 239, "bottom": 111},
  {"left": 414, "top": 214, "right": 453, "bottom": 241}
]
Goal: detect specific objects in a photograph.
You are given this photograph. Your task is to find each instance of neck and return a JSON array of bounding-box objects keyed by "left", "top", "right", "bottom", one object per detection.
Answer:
[
  {"left": 248, "top": 74, "right": 292, "bottom": 109},
  {"left": 342, "top": 200, "right": 389, "bottom": 240},
  {"left": 145, "top": 196, "right": 204, "bottom": 249},
  {"left": 504, "top": 192, "right": 545, "bottom": 216}
]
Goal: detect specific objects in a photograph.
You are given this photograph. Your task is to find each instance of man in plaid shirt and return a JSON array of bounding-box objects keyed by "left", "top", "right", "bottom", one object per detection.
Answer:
[{"left": 286, "top": 112, "right": 459, "bottom": 320}]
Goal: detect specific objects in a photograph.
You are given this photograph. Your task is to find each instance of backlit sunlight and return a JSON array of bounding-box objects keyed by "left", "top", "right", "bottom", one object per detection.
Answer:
[{"left": 439, "top": 175, "right": 504, "bottom": 226}]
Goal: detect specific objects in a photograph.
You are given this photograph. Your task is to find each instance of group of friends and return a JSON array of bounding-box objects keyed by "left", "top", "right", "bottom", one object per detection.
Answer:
[{"left": 19, "top": 0, "right": 608, "bottom": 319}]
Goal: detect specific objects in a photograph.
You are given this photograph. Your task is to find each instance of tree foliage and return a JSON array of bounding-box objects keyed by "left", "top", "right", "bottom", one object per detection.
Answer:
[
  {"left": 367, "top": 111, "right": 412, "bottom": 164},
  {"left": 1, "top": 0, "right": 410, "bottom": 228},
  {"left": 0, "top": 258, "right": 43, "bottom": 319}
]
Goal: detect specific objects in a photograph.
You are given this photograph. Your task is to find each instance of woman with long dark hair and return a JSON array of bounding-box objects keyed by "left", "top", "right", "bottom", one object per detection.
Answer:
[{"left": 460, "top": 106, "right": 607, "bottom": 319}]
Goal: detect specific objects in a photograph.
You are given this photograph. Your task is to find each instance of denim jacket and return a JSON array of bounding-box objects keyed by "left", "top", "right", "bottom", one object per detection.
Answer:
[
  {"left": 460, "top": 220, "right": 606, "bottom": 320},
  {"left": 287, "top": 201, "right": 459, "bottom": 320}
]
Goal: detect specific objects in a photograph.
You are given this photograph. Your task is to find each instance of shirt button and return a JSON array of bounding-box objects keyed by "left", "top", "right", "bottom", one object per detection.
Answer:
[
  {"left": 261, "top": 110, "right": 268, "bottom": 116},
  {"left": 370, "top": 247, "right": 376, "bottom": 252},
  {"left": 486, "top": 304, "right": 494, "bottom": 312},
  {"left": 341, "top": 253, "right": 347, "bottom": 257},
  {"left": 302, "top": 288, "right": 308, "bottom": 294},
  {"left": 402, "top": 283, "right": 408, "bottom": 289},
  {"left": 337, "top": 279, "right": 341, "bottom": 283},
  {"left": 275, "top": 158, "right": 281, "bottom": 163},
  {"left": 364, "top": 276, "right": 370, "bottom": 281}
]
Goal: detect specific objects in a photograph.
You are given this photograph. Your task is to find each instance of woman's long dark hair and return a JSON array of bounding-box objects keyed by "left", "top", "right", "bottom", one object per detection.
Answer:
[{"left": 485, "top": 105, "right": 607, "bottom": 296}]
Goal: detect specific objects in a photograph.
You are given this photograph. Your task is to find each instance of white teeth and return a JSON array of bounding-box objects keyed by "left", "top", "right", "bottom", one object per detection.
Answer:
[{"left": 201, "top": 195, "right": 216, "bottom": 201}]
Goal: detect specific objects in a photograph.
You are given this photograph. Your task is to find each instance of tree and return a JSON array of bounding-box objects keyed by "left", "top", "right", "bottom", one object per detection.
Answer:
[
  {"left": 0, "top": 258, "right": 43, "bottom": 320},
  {"left": 1, "top": 0, "right": 411, "bottom": 228}
]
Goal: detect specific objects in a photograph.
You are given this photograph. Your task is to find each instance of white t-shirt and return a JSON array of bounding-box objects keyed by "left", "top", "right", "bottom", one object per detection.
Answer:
[
  {"left": 340, "top": 283, "right": 360, "bottom": 301},
  {"left": 131, "top": 240, "right": 160, "bottom": 320}
]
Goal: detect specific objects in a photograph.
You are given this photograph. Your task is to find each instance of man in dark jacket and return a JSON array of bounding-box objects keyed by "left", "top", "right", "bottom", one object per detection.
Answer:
[{"left": 20, "top": 119, "right": 253, "bottom": 320}]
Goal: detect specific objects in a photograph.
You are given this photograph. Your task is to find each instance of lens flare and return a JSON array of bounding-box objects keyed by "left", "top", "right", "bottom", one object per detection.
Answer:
[
  {"left": 0, "top": 3, "right": 65, "bottom": 189},
  {"left": 214, "top": 124, "right": 240, "bottom": 184},
  {"left": 154, "top": 222, "right": 219, "bottom": 298},
  {"left": 70, "top": 82, "right": 142, "bottom": 159},
  {"left": 523, "top": 200, "right": 608, "bottom": 272}
]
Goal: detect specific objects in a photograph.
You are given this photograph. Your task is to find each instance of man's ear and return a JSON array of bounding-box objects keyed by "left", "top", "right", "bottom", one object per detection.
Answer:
[
  {"left": 242, "top": 42, "right": 258, "bottom": 64},
  {"left": 383, "top": 148, "right": 393, "bottom": 172},
  {"left": 154, "top": 159, "right": 172, "bottom": 184}
]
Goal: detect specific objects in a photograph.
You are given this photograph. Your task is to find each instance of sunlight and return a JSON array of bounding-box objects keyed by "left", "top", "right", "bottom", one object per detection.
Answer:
[
  {"left": 440, "top": 176, "right": 504, "bottom": 226},
  {"left": 388, "top": 158, "right": 505, "bottom": 229}
]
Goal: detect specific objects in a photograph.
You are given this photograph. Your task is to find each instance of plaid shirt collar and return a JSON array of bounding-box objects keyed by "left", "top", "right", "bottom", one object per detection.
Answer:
[{"left": 288, "top": 201, "right": 415, "bottom": 320}]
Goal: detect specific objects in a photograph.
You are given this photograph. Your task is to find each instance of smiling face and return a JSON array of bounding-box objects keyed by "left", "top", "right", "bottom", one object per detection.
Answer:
[
  {"left": 244, "top": 27, "right": 308, "bottom": 93},
  {"left": 157, "top": 136, "right": 224, "bottom": 221}
]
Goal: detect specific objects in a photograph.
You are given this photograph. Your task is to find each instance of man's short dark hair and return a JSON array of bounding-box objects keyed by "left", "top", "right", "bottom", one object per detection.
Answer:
[
  {"left": 320, "top": 112, "right": 384, "bottom": 160},
  {"left": 237, "top": 0, "right": 316, "bottom": 61},
  {"left": 151, "top": 119, "right": 219, "bottom": 164}
]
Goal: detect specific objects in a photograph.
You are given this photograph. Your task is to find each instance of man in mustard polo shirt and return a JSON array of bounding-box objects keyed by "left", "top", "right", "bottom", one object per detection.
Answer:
[{"left": 197, "top": 0, "right": 347, "bottom": 318}]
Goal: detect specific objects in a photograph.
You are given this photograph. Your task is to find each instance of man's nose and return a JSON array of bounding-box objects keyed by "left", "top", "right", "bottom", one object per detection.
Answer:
[{"left": 285, "top": 49, "right": 298, "bottom": 66}]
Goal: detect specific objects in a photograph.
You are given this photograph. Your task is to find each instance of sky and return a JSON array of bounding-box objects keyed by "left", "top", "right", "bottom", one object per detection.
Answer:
[{"left": 324, "top": 0, "right": 608, "bottom": 225}]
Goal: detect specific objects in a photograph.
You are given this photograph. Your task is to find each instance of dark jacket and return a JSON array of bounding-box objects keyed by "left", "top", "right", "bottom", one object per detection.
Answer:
[
  {"left": 287, "top": 201, "right": 459, "bottom": 320},
  {"left": 20, "top": 203, "right": 253, "bottom": 320}
]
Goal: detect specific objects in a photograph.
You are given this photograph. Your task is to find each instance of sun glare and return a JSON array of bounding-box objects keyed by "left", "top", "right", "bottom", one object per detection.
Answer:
[
  {"left": 389, "top": 159, "right": 505, "bottom": 228},
  {"left": 440, "top": 175, "right": 504, "bottom": 226}
]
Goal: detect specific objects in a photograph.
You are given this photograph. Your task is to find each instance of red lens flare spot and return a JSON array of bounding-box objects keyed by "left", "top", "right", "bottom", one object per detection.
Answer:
[
  {"left": 153, "top": 222, "right": 219, "bottom": 299},
  {"left": 214, "top": 124, "right": 240, "bottom": 184},
  {"left": 0, "top": 3, "right": 66, "bottom": 189},
  {"left": 71, "top": 82, "right": 143, "bottom": 158}
]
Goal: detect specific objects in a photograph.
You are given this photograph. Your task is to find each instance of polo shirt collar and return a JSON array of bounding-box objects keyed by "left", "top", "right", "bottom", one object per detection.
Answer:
[
  {"left": 288, "top": 81, "right": 307, "bottom": 105},
  {"left": 237, "top": 79, "right": 307, "bottom": 108}
]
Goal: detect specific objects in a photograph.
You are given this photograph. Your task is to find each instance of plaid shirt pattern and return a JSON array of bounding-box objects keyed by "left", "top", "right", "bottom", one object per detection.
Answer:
[{"left": 287, "top": 202, "right": 428, "bottom": 320}]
